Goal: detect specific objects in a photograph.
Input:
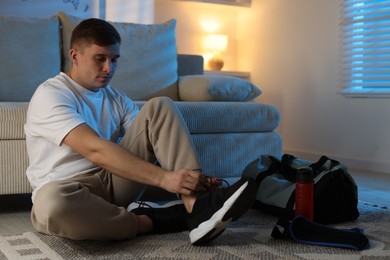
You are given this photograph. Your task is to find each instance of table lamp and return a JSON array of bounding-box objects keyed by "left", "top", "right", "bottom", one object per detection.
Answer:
[{"left": 204, "top": 34, "right": 228, "bottom": 70}]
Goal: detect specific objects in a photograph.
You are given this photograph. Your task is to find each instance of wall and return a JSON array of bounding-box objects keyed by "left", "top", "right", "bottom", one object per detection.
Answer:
[
  {"left": 155, "top": 0, "right": 243, "bottom": 71},
  {"left": 104, "top": 0, "right": 154, "bottom": 23}
]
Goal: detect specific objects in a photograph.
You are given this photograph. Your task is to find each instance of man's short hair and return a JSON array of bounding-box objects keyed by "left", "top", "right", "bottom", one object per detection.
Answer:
[{"left": 70, "top": 18, "right": 121, "bottom": 49}]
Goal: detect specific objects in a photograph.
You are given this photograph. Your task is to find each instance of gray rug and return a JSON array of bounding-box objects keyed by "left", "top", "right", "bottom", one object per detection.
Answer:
[{"left": 1, "top": 202, "right": 389, "bottom": 260}]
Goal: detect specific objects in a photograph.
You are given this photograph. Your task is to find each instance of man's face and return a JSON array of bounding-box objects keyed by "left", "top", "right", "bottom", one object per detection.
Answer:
[{"left": 70, "top": 43, "right": 120, "bottom": 91}]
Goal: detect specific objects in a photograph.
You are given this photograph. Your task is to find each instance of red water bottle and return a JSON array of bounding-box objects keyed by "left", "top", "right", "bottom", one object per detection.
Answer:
[{"left": 295, "top": 167, "right": 314, "bottom": 221}]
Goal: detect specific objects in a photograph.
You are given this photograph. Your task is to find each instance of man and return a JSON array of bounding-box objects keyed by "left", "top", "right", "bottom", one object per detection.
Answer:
[{"left": 24, "top": 18, "right": 256, "bottom": 245}]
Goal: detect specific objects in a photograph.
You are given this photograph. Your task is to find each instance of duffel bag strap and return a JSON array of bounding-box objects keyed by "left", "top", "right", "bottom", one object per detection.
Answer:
[
  {"left": 309, "top": 156, "right": 340, "bottom": 176},
  {"left": 271, "top": 214, "right": 369, "bottom": 250},
  {"left": 279, "top": 154, "right": 298, "bottom": 182}
]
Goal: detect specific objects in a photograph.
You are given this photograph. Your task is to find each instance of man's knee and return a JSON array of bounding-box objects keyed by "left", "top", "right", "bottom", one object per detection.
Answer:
[
  {"left": 146, "top": 96, "right": 174, "bottom": 110},
  {"left": 33, "top": 181, "right": 81, "bottom": 226}
]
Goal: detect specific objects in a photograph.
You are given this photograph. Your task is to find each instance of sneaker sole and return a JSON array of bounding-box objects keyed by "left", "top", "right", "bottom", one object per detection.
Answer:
[{"left": 189, "top": 179, "right": 255, "bottom": 245}]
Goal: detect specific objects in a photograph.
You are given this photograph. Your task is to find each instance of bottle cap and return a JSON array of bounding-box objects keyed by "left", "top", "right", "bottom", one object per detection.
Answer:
[{"left": 297, "top": 167, "right": 313, "bottom": 181}]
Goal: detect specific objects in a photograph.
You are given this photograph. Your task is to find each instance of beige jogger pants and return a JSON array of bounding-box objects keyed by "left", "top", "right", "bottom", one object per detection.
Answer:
[{"left": 31, "top": 97, "right": 201, "bottom": 241}]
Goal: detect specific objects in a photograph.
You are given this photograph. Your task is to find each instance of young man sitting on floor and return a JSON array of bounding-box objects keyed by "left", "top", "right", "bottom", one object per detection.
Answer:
[{"left": 24, "top": 18, "right": 256, "bottom": 245}]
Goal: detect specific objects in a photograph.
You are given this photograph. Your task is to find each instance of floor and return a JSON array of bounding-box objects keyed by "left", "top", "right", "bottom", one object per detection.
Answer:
[
  {"left": 0, "top": 193, "right": 34, "bottom": 236},
  {"left": 0, "top": 169, "right": 389, "bottom": 236},
  {"left": 351, "top": 169, "right": 390, "bottom": 209}
]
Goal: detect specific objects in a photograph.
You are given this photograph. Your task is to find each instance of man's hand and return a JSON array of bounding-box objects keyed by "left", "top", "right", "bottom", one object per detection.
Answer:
[{"left": 160, "top": 169, "right": 220, "bottom": 196}]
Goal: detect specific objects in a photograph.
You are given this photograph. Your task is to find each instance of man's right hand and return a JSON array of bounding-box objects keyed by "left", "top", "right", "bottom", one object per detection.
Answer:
[{"left": 160, "top": 169, "right": 210, "bottom": 196}]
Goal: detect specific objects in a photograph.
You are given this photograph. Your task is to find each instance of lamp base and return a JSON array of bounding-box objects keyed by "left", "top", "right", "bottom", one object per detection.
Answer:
[{"left": 208, "top": 55, "right": 224, "bottom": 70}]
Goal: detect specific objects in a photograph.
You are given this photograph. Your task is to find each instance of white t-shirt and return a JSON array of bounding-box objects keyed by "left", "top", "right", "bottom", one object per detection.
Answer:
[{"left": 24, "top": 72, "right": 139, "bottom": 201}]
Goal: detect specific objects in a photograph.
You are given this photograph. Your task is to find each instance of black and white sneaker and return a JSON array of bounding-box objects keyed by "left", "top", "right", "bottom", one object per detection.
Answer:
[
  {"left": 187, "top": 177, "right": 257, "bottom": 245},
  {"left": 128, "top": 200, "right": 188, "bottom": 234}
]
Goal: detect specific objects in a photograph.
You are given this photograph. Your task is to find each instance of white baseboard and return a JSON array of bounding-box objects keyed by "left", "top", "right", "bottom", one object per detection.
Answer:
[{"left": 283, "top": 147, "right": 390, "bottom": 175}]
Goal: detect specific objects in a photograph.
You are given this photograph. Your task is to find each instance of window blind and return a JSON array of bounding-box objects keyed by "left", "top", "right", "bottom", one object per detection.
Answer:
[{"left": 340, "top": 0, "right": 390, "bottom": 97}]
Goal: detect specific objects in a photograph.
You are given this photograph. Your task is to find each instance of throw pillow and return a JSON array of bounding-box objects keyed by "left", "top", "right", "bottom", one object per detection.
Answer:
[
  {"left": 0, "top": 15, "right": 61, "bottom": 102},
  {"left": 58, "top": 12, "right": 179, "bottom": 101},
  {"left": 178, "top": 75, "right": 262, "bottom": 102}
]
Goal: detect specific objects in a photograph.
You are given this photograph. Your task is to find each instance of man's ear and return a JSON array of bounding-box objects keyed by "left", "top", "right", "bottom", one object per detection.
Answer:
[{"left": 69, "top": 49, "right": 78, "bottom": 65}]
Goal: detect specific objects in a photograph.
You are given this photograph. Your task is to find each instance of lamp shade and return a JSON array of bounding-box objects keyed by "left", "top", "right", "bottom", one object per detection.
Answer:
[{"left": 203, "top": 34, "right": 228, "bottom": 53}]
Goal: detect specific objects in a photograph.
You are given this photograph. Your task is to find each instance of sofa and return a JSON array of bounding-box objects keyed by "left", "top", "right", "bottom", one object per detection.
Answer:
[{"left": 0, "top": 12, "right": 282, "bottom": 196}]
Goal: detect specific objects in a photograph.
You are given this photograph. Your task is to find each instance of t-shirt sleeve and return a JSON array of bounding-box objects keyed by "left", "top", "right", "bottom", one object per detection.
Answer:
[
  {"left": 109, "top": 87, "right": 139, "bottom": 135},
  {"left": 25, "top": 84, "right": 85, "bottom": 146},
  {"left": 121, "top": 95, "right": 139, "bottom": 132}
]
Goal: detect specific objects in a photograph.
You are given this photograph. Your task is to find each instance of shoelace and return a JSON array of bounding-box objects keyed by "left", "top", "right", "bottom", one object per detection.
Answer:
[
  {"left": 204, "top": 175, "right": 230, "bottom": 190},
  {"left": 137, "top": 201, "right": 152, "bottom": 209},
  {"left": 133, "top": 201, "right": 157, "bottom": 216},
  {"left": 202, "top": 176, "right": 231, "bottom": 209},
  {"left": 219, "top": 178, "right": 230, "bottom": 188}
]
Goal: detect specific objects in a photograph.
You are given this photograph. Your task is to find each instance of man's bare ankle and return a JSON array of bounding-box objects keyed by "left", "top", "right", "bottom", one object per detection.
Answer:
[{"left": 181, "top": 194, "right": 197, "bottom": 214}]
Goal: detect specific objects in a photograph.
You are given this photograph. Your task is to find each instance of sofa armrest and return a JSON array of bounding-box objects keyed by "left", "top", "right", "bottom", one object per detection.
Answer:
[
  {"left": 177, "top": 54, "right": 204, "bottom": 76},
  {"left": 0, "top": 102, "right": 29, "bottom": 140}
]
